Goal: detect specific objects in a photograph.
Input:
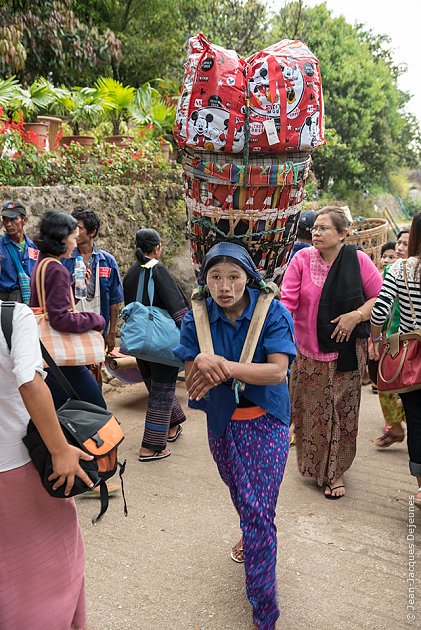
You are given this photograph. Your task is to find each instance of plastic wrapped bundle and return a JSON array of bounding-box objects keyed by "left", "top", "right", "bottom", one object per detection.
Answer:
[{"left": 175, "top": 34, "right": 324, "bottom": 154}]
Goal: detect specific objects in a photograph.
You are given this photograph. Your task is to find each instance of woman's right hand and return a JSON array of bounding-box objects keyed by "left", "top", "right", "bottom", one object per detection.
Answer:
[
  {"left": 186, "top": 353, "right": 231, "bottom": 388},
  {"left": 49, "top": 445, "right": 95, "bottom": 496}
]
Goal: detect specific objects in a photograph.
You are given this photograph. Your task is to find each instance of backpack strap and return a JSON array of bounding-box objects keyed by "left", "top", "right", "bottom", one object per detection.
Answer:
[{"left": 0, "top": 301, "right": 16, "bottom": 350}]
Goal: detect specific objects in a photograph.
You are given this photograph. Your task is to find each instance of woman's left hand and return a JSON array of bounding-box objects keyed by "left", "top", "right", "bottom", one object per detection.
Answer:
[
  {"left": 371, "top": 341, "right": 381, "bottom": 361},
  {"left": 187, "top": 372, "right": 217, "bottom": 401},
  {"left": 331, "top": 311, "right": 361, "bottom": 343}
]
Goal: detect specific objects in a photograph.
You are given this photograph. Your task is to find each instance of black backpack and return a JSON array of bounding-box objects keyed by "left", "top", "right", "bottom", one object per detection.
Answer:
[{"left": 0, "top": 301, "right": 127, "bottom": 523}]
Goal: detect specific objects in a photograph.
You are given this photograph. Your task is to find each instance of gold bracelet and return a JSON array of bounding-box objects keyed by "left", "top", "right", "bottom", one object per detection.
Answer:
[{"left": 356, "top": 308, "right": 364, "bottom": 321}]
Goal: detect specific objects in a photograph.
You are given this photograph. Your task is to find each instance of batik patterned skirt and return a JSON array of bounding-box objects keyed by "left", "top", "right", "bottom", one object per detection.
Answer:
[
  {"left": 0, "top": 461, "right": 86, "bottom": 630},
  {"left": 289, "top": 339, "right": 367, "bottom": 487}
]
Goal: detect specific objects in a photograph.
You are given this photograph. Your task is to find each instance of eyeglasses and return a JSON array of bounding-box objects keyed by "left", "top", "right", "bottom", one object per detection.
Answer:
[{"left": 310, "top": 226, "right": 334, "bottom": 234}]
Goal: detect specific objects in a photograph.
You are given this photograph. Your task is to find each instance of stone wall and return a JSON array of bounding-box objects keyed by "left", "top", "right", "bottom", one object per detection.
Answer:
[{"left": 0, "top": 175, "right": 197, "bottom": 295}]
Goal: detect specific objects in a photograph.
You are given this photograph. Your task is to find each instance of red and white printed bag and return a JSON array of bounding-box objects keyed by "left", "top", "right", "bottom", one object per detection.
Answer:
[
  {"left": 175, "top": 34, "right": 325, "bottom": 154},
  {"left": 174, "top": 33, "right": 247, "bottom": 153}
]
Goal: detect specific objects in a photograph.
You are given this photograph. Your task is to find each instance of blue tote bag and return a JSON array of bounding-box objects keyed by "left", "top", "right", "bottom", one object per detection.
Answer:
[{"left": 120, "top": 262, "right": 183, "bottom": 367}]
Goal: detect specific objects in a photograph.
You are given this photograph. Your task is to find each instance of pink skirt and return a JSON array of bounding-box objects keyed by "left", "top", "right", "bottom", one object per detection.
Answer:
[{"left": 0, "top": 461, "right": 86, "bottom": 630}]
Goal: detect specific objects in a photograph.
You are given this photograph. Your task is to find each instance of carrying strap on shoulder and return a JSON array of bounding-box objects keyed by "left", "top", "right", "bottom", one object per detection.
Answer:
[
  {"left": 40, "top": 342, "right": 80, "bottom": 400},
  {"left": 1, "top": 301, "right": 15, "bottom": 350},
  {"left": 191, "top": 282, "right": 280, "bottom": 401},
  {"left": 0, "top": 299, "right": 80, "bottom": 400},
  {"left": 6, "top": 242, "right": 26, "bottom": 275},
  {"left": 402, "top": 260, "right": 419, "bottom": 329},
  {"left": 135, "top": 259, "right": 159, "bottom": 305},
  {"left": 5, "top": 243, "right": 31, "bottom": 305},
  {"left": 191, "top": 290, "right": 214, "bottom": 354}
]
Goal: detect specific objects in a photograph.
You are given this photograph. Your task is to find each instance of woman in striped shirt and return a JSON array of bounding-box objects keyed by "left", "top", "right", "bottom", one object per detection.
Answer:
[{"left": 371, "top": 211, "right": 421, "bottom": 509}]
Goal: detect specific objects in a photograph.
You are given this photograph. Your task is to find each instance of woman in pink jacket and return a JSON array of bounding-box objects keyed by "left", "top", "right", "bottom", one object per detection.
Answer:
[{"left": 282, "top": 207, "right": 382, "bottom": 499}]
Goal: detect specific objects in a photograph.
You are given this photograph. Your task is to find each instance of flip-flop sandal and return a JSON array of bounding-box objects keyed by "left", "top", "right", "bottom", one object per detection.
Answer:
[
  {"left": 324, "top": 485, "right": 345, "bottom": 500},
  {"left": 230, "top": 539, "right": 244, "bottom": 563},
  {"left": 138, "top": 450, "right": 171, "bottom": 462},
  {"left": 374, "top": 430, "right": 405, "bottom": 448},
  {"left": 167, "top": 425, "right": 183, "bottom": 443}
]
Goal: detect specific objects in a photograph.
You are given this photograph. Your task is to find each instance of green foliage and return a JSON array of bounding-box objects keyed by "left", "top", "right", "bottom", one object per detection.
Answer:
[
  {"left": 0, "top": 77, "right": 20, "bottom": 109},
  {"left": 0, "top": 132, "right": 178, "bottom": 186},
  {"left": 0, "top": 0, "right": 121, "bottom": 85},
  {"left": 11, "top": 78, "right": 53, "bottom": 121},
  {"left": 48, "top": 86, "right": 108, "bottom": 135},
  {"left": 75, "top": 0, "right": 270, "bottom": 86},
  {"left": 95, "top": 77, "right": 135, "bottom": 135},
  {"left": 270, "top": 1, "right": 421, "bottom": 194},
  {"left": 130, "top": 83, "right": 176, "bottom": 136}
]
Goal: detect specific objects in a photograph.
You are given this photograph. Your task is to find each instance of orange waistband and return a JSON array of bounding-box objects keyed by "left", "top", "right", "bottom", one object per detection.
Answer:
[{"left": 231, "top": 406, "right": 266, "bottom": 420}]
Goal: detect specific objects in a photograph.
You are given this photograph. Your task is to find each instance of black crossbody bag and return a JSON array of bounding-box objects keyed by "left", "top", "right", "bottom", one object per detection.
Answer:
[{"left": 1, "top": 301, "right": 127, "bottom": 524}]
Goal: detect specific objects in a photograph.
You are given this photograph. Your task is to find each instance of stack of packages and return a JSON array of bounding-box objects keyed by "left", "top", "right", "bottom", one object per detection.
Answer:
[{"left": 174, "top": 33, "right": 325, "bottom": 278}]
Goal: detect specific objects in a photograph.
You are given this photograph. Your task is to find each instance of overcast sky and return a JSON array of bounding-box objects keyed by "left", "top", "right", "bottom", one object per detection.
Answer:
[{"left": 270, "top": 0, "right": 421, "bottom": 124}]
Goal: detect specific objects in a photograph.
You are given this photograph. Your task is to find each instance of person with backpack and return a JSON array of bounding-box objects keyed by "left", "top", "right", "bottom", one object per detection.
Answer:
[
  {"left": 173, "top": 241, "right": 296, "bottom": 630},
  {"left": 0, "top": 288, "right": 94, "bottom": 629},
  {"left": 0, "top": 201, "right": 39, "bottom": 304}
]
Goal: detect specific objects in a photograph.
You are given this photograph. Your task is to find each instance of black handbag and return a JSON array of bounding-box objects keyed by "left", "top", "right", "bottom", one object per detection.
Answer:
[{"left": 1, "top": 301, "right": 127, "bottom": 523}]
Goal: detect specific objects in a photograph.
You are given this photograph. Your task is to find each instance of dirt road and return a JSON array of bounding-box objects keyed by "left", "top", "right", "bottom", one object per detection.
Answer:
[{"left": 76, "top": 382, "right": 418, "bottom": 630}]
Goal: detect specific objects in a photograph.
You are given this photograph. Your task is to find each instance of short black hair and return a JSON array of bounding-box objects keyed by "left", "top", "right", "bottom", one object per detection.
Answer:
[
  {"left": 397, "top": 228, "right": 409, "bottom": 240},
  {"left": 381, "top": 241, "right": 396, "bottom": 256},
  {"left": 135, "top": 228, "right": 161, "bottom": 263},
  {"left": 72, "top": 206, "right": 100, "bottom": 238},
  {"left": 35, "top": 210, "right": 77, "bottom": 256}
]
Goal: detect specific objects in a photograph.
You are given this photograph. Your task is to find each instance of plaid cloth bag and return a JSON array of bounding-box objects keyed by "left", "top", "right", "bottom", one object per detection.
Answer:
[{"left": 33, "top": 257, "right": 105, "bottom": 366}]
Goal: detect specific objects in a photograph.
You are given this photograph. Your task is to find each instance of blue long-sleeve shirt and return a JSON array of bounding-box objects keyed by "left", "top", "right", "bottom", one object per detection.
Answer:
[
  {"left": 0, "top": 234, "right": 38, "bottom": 293},
  {"left": 173, "top": 287, "right": 297, "bottom": 438},
  {"left": 62, "top": 245, "right": 123, "bottom": 336}
]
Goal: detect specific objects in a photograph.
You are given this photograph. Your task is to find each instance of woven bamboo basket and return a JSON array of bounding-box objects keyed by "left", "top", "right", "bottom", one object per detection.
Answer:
[
  {"left": 346, "top": 218, "right": 389, "bottom": 267},
  {"left": 183, "top": 149, "right": 311, "bottom": 277},
  {"left": 187, "top": 197, "right": 302, "bottom": 277}
]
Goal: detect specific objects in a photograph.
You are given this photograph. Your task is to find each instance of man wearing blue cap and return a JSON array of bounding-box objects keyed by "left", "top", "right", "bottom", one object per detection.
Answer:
[{"left": 0, "top": 202, "right": 38, "bottom": 303}]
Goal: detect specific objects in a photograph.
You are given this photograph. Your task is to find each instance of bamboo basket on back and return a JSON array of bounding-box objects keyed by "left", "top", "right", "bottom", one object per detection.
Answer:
[{"left": 346, "top": 218, "right": 389, "bottom": 268}]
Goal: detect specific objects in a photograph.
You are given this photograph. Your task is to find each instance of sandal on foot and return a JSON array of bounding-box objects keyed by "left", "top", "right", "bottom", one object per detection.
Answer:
[
  {"left": 325, "top": 485, "right": 345, "bottom": 500},
  {"left": 230, "top": 538, "right": 244, "bottom": 563},
  {"left": 374, "top": 429, "right": 404, "bottom": 448},
  {"left": 289, "top": 434, "right": 296, "bottom": 447},
  {"left": 138, "top": 450, "right": 171, "bottom": 462},
  {"left": 167, "top": 425, "right": 183, "bottom": 443}
]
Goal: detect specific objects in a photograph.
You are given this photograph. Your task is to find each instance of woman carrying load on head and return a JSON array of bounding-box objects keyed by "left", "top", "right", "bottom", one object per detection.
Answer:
[
  {"left": 281, "top": 206, "right": 383, "bottom": 499},
  {"left": 173, "top": 241, "right": 296, "bottom": 630},
  {"left": 123, "top": 228, "right": 189, "bottom": 462}
]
